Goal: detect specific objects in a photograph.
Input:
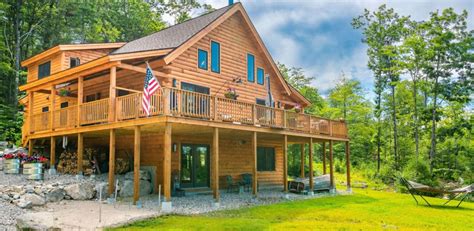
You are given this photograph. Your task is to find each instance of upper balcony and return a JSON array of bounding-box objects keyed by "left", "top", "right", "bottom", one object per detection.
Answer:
[{"left": 26, "top": 87, "right": 348, "bottom": 140}]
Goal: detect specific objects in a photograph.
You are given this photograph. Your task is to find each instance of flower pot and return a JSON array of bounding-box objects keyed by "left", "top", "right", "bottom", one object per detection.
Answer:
[
  {"left": 0, "top": 158, "right": 3, "bottom": 171},
  {"left": 4, "top": 159, "right": 20, "bottom": 174},
  {"left": 23, "top": 163, "right": 44, "bottom": 180}
]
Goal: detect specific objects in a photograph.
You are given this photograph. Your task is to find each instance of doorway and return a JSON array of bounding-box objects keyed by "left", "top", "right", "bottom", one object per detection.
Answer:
[{"left": 180, "top": 144, "right": 210, "bottom": 188}]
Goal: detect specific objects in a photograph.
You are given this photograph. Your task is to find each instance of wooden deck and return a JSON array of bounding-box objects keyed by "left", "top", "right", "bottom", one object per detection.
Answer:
[{"left": 26, "top": 87, "right": 348, "bottom": 140}]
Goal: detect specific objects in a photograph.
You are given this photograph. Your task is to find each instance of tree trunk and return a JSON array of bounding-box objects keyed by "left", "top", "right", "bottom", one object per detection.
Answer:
[
  {"left": 376, "top": 93, "right": 381, "bottom": 172},
  {"left": 430, "top": 76, "right": 439, "bottom": 173},
  {"left": 13, "top": 0, "right": 22, "bottom": 111},
  {"left": 412, "top": 80, "right": 419, "bottom": 160},
  {"left": 391, "top": 84, "right": 398, "bottom": 169}
]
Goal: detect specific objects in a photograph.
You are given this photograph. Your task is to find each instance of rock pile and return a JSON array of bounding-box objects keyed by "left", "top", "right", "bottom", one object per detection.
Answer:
[{"left": 119, "top": 170, "right": 152, "bottom": 197}]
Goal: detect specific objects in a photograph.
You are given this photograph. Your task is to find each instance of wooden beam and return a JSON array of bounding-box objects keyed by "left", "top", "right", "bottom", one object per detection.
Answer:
[
  {"left": 163, "top": 122, "right": 172, "bottom": 201},
  {"left": 300, "top": 144, "right": 305, "bottom": 178},
  {"left": 77, "top": 133, "right": 84, "bottom": 174},
  {"left": 114, "top": 86, "right": 141, "bottom": 94},
  {"left": 50, "top": 136, "right": 56, "bottom": 168},
  {"left": 309, "top": 138, "right": 314, "bottom": 191},
  {"left": 109, "top": 66, "right": 117, "bottom": 122},
  {"left": 346, "top": 141, "right": 351, "bottom": 190},
  {"left": 50, "top": 85, "right": 55, "bottom": 130},
  {"left": 283, "top": 135, "right": 288, "bottom": 192},
  {"left": 109, "top": 49, "right": 172, "bottom": 62},
  {"left": 212, "top": 127, "right": 220, "bottom": 201},
  {"left": 77, "top": 76, "right": 83, "bottom": 125},
  {"left": 252, "top": 131, "right": 258, "bottom": 196},
  {"left": 28, "top": 139, "right": 34, "bottom": 156},
  {"left": 117, "top": 63, "right": 169, "bottom": 79},
  {"left": 27, "top": 91, "right": 34, "bottom": 134},
  {"left": 322, "top": 142, "right": 326, "bottom": 175},
  {"left": 109, "top": 129, "right": 116, "bottom": 195},
  {"left": 329, "top": 140, "right": 334, "bottom": 189},
  {"left": 133, "top": 126, "right": 141, "bottom": 204}
]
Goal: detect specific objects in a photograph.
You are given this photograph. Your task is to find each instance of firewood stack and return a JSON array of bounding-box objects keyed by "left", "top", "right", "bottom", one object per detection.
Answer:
[
  {"left": 57, "top": 148, "right": 95, "bottom": 175},
  {"left": 115, "top": 158, "right": 130, "bottom": 174}
]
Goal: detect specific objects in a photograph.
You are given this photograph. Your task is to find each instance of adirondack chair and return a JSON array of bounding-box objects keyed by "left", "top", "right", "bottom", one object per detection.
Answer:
[{"left": 400, "top": 177, "right": 473, "bottom": 208}]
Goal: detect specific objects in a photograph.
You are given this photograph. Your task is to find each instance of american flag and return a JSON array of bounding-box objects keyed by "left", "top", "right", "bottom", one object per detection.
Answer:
[{"left": 142, "top": 63, "right": 160, "bottom": 116}]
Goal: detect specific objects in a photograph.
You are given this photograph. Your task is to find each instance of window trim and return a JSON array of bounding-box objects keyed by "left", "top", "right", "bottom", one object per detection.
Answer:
[
  {"left": 257, "top": 67, "right": 265, "bottom": 85},
  {"left": 38, "top": 61, "right": 51, "bottom": 79},
  {"left": 247, "top": 53, "right": 255, "bottom": 83},
  {"left": 210, "top": 40, "right": 220, "bottom": 73},
  {"left": 197, "top": 48, "right": 208, "bottom": 71}
]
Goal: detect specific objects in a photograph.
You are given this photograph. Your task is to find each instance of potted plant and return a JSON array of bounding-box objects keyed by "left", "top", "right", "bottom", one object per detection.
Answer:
[
  {"left": 59, "top": 89, "right": 71, "bottom": 97},
  {"left": 3, "top": 152, "right": 26, "bottom": 174},
  {"left": 294, "top": 104, "right": 302, "bottom": 113},
  {"left": 224, "top": 88, "right": 239, "bottom": 100},
  {"left": 23, "top": 155, "right": 48, "bottom": 180}
]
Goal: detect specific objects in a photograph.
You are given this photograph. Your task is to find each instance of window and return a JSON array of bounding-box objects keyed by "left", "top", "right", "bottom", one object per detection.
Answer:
[
  {"left": 256, "top": 98, "right": 266, "bottom": 106},
  {"left": 198, "top": 49, "right": 208, "bottom": 70},
  {"left": 38, "top": 61, "right": 51, "bottom": 79},
  {"left": 247, "top": 54, "right": 255, "bottom": 82},
  {"left": 85, "top": 93, "right": 101, "bottom": 102},
  {"left": 257, "top": 68, "right": 264, "bottom": 85},
  {"left": 118, "top": 89, "right": 129, "bottom": 97},
  {"left": 257, "top": 147, "right": 275, "bottom": 171},
  {"left": 42, "top": 107, "right": 49, "bottom": 112},
  {"left": 210, "top": 41, "right": 220, "bottom": 73},
  {"left": 70, "top": 57, "right": 80, "bottom": 68},
  {"left": 60, "top": 102, "right": 68, "bottom": 108}
]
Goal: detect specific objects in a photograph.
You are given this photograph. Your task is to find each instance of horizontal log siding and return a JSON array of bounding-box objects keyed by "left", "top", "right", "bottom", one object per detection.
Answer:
[
  {"left": 62, "top": 49, "right": 113, "bottom": 70},
  {"left": 166, "top": 12, "right": 297, "bottom": 106}
]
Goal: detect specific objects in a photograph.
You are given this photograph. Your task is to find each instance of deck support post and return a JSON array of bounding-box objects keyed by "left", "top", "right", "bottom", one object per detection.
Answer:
[
  {"left": 28, "top": 139, "right": 34, "bottom": 156},
  {"left": 283, "top": 135, "right": 288, "bottom": 192},
  {"left": 133, "top": 126, "right": 141, "bottom": 204},
  {"left": 322, "top": 142, "right": 326, "bottom": 175},
  {"left": 162, "top": 122, "right": 172, "bottom": 210},
  {"left": 77, "top": 133, "right": 84, "bottom": 175},
  {"left": 109, "top": 66, "right": 117, "bottom": 122},
  {"left": 300, "top": 144, "right": 305, "bottom": 178},
  {"left": 309, "top": 138, "right": 314, "bottom": 193},
  {"left": 212, "top": 127, "right": 220, "bottom": 202},
  {"left": 50, "top": 85, "right": 55, "bottom": 130},
  {"left": 108, "top": 129, "right": 116, "bottom": 196},
  {"left": 28, "top": 91, "right": 34, "bottom": 134},
  {"left": 329, "top": 140, "right": 334, "bottom": 192},
  {"left": 77, "top": 76, "right": 83, "bottom": 126},
  {"left": 49, "top": 136, "right": 56, "bottom": 174},
  {"left": 252, "top": 131, "right": 258, "bottom": 196},
  {"left": 346, "top": 141, "right": 351, "bottom": 192}
]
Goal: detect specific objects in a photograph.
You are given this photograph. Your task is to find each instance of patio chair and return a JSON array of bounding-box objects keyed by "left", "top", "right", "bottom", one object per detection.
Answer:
[
  {"left": 240, "top": 173, "right": 253, "bottom": 192},
  {"left": 399, "top": 177, "right": 473, "bottom": 208},
  {"left": 226, "top": 175, "right": 239, "bottom": 193}
]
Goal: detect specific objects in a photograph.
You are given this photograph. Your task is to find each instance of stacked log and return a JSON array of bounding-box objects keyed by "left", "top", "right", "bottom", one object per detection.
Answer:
[
  {"left": 57, "top": 148, "right": 95, "bottom": 175},
  {"left": 115, "top": 158, "right": 130, "bottom": 174}
]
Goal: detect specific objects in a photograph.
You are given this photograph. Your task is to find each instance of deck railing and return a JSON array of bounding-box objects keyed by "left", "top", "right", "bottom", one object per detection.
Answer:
[{"left": 29, "top": 87, "right": 348, "bottom": 138}]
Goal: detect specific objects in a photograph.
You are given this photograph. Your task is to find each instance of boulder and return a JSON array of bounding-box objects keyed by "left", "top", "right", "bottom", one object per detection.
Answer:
[
  {"left": 21, "top": 193, "right": 46, "bottom": 206},
  {"left": 119, "top": 180, "right": 152, "bottom": 197},
  {"left": 16, "top": 199, "right": 32, "bottom": 209},
  {"left": 64, "top": 182, "right": 95, "bottom": 200},
  {"left": 46, "top": 188, "right": 65, "bottom": 202},
  {"left": 125, "top": 170, "right": 151, "bottom": 181},
  {"left": 95, "top": 183, "right": 108, "bottom": 200}
]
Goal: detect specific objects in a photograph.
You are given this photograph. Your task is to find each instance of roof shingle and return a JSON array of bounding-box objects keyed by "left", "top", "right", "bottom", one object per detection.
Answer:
[{"left": 112, "top": 4, "right": 234, "bottom": 55}]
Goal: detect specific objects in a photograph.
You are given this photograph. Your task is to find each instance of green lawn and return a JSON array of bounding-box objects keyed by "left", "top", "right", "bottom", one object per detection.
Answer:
[{"left": 112, "top": 189, "right": 473, "bottom": 230}]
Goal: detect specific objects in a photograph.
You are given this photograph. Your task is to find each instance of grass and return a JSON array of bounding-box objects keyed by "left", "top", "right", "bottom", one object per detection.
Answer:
[{"left": 112, "top": 188, "right": 473, "bottom": 230}]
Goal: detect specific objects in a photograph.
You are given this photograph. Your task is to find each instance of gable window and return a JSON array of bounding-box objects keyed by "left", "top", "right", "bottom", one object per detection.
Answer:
[
  {"left": 70, "top": 57, "right": 80, "bottom": 68},
  {"left": 256, "top": 98, "right": 266, "bottom": 106},
  {"left": 38, "top": 61, "right": 51, "bottom": 79},
  {"left": 257, "top": 68, "right": 264, "bottom": 85},
  {"left": 247, "top": 54, "right": 255, "bottom": 82},
  {"left": 210, "top": 41, "right": 220, "bottom": 73},
  {"left": 257, "top": 147, "right": 275, "bottom": 171},
  {"left": 198, "top": 49, "right": 208, "bottom": 70}
]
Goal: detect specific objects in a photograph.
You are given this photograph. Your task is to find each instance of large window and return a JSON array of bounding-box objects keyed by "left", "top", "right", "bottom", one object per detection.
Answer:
[
  {"left": 210, "top": 41, "right": 220, "bottom": 73},
  {"left": 247, "top": 53, "right": 255, "bottom": 82},
  {"left": 257, "top": 147, "right": 275, "bottom": 171},
  {"left": 257, "top": 67, "right": 264, "bottom": 85},
  {"left": 198, "top": 49, "right": 208, "bottom": 70},
  {"left": 38, "top": 61, "right": 51, "bottom": 79}
]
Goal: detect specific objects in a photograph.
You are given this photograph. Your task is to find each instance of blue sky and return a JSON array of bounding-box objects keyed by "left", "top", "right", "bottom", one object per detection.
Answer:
[{"left": 177, "top": 0, "right": 473, "bottom": 96}]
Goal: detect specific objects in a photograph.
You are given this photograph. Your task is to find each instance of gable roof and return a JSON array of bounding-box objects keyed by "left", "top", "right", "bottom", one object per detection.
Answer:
[{"left": 112, "top": 5, "right": 233, "bottom": 55}]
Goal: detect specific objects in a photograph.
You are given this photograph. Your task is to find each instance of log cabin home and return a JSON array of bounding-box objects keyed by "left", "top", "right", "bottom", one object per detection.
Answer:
[{"left": 19, "top": 3, "right": 350, "bottom": 208}]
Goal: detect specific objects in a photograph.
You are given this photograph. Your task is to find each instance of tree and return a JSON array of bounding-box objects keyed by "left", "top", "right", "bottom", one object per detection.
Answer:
[
  {"left": 423, "top": 8, "right": 472, "bottom": 172},
  {"left": 352, "top": 5, "right": 407, "bottom": 170}
]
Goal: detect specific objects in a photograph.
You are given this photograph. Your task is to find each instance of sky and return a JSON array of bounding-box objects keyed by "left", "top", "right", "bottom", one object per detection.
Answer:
[{"left": 173, "top": 0, "right": 473, "bottom": 96}]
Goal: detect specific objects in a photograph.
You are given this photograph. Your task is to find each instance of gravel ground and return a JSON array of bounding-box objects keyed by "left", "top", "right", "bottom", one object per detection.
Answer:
[{"left": 0, "top": 201, "right": 24, "bottom": 230}]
